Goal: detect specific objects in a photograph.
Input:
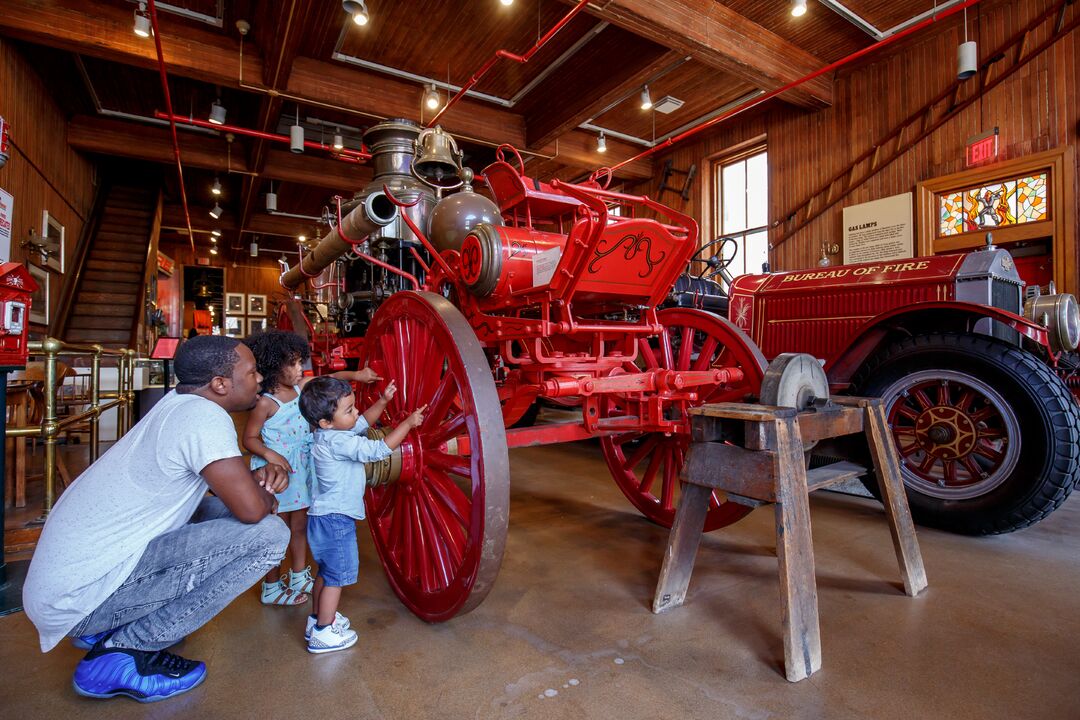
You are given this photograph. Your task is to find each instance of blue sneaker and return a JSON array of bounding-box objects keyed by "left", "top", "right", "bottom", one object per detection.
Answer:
[
  {"left": 71, "top": 631, "right": 109, "bottom": 651},
  {"left": 72, "top": 645, "right": 206, "bottom": 702}
]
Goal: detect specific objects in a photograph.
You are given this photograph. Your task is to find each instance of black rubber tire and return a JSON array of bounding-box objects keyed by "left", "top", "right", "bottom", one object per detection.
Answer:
[{"left": 855, "top": 332, "right": 1080, "bottom": 535}]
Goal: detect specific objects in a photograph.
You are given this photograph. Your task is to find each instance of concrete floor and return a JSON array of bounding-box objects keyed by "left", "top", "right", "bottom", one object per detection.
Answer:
[{"left": 2, "top": 439, "right": 1079, "bottom": 719}]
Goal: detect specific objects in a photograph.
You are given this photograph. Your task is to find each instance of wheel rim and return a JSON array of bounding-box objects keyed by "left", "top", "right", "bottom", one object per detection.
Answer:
[
  {"left": 878, "top": 369, "right": 1020, "bottom": 500},
  {"left": 600, "top": 308, "right": 766, "bottom": 531},
  {"left": 360, "top": 291, "right": 509, "bottom": 622}
]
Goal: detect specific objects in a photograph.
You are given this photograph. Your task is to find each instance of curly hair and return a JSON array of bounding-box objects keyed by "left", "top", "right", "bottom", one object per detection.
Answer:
[
  {"left": 243, "top": 329, "right": 312, "bottom": 394},
  {"left": 299, "top": 376, "right": 353, "bottom": 427}
]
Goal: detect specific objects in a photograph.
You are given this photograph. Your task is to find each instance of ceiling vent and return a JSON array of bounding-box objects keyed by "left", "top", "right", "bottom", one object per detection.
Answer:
[{"left": 653, "top": 95, "right": 684, "bottom": 114}]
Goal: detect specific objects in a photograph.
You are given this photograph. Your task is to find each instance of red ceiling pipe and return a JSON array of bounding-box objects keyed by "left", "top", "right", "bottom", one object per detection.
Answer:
[
  {"left": 153, "top": 111, "right": 373, "bottom": 161},
  {"left": 610, "top": 0, "right": 986, "bottom": 173},
  {"left": 427, "top": 0, "right": 591, "bottom": 127},
  {"left": 147, "top": 0, "right": 194, "bottom": 251}
]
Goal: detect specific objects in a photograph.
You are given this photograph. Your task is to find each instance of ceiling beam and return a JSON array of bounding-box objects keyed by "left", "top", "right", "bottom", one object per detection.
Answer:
[
  {"left": 523, "top": 36, "right": 681, "bottom": 149},
  {"left": 0, "top": 0, "right": 525, "bottom": 147},
  {"left": 563, "top": 0, "right": 833, "bottom": 108},
  {"left": 66, "top": 115, "right": 366, "bottom": 189},
  {"left": 162, "top": 203, "right": 318, "bottom": 239}
]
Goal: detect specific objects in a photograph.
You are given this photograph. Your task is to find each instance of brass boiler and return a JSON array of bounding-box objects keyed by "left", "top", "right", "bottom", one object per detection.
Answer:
[{"left": 280, "top": 119, "right": 438, "bottom": 289}]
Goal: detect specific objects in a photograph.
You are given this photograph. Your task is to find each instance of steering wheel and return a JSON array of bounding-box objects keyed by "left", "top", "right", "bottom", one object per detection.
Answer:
[{"left": 692, "top": 236, "right": 738, "bottom": 280}]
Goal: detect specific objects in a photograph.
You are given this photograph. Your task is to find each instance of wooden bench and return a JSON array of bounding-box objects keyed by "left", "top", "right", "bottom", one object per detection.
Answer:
[{"left": 652, "top": 396, "right": 927, "bottom": 682}]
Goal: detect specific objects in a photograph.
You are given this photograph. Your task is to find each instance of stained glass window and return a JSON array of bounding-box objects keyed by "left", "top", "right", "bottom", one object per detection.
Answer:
[{"left": 939, "top": 172, "right": 1049, "bottom": 236}]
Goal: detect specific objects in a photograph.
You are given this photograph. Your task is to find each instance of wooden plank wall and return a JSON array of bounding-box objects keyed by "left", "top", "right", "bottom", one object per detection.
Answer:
[
  {"left": 159, "top": 240, "right": 290, "bottom": 335},
  {"left": 0, "top": 38, "right": 97, "bottom": 333},
  {"left": 637, "top": 0, "right": 1079, "bottom": 274}
]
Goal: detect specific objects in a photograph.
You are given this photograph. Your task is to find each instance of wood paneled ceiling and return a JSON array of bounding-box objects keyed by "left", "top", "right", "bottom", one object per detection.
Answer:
[{"left": 0, "top": 0, "right": 962, "bottom": 255}]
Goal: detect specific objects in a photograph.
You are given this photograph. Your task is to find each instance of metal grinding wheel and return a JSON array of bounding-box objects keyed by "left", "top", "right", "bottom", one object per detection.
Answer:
[
  {"left": 760, "top": 353, "right": 830, "bottom": 410},
  {"left": 760, "top": 353, "right": 830, "bottom": 452}
]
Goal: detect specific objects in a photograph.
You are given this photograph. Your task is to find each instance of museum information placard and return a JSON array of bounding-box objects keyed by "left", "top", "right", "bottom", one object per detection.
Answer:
[{"left": 842, "top": 192, "right": 913, "bottom": 264}]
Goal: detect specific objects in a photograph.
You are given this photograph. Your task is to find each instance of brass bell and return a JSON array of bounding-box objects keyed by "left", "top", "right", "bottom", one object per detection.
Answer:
[{"left": 413, "top": 126, "right": 462, "bottom": 188}]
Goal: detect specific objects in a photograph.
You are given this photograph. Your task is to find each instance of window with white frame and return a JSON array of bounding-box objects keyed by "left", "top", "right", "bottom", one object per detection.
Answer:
[{"left": 713, "top": 148, "right": 769, "bottom": 277}]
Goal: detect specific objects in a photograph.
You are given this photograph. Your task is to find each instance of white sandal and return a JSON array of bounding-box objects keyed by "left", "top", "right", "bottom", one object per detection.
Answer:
[{"left": 260, "top": 578, "right": 308, "bottom": 606}]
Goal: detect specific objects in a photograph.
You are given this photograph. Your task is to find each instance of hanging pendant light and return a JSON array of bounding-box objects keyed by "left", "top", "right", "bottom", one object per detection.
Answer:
[
  {"left": 208, "top": 99, "right": 226, "bottom": 125},
  {"left": 424, "top": 84, "right": 441, "bottom": 111},
  {"left": 791, "top": 0, "right": 807, "bottom": 17},
  {"left": 266, "top": 181, "right": 278, "bottom": 212},
  {"left": 957, "top": 8, "right": 978, "bottom": 80},
  {"left": 133, "top": 1, "right": 152, "bottom": 37},
  {"left": 290, "top": 107, "right": 304, "bottom": 154},
  {"left": 343, "top": 0, "right": 369, "bottom": 26},
  {"left": 209, "top": 203, "right": 223, "bottom": 219},
  {"left": 250, "top": 241, "right": 259, "bottom": 257},
  {"left": 211, "top": 176, "right": 222, "bottom": 196},
  {"left": 333, "top": 129, "right": 344, "bottom": 151},
  {"left": 596, "top": 132, "right": 607, "bottom": 153}
]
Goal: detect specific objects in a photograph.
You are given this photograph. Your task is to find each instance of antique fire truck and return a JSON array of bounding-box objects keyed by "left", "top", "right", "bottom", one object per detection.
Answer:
[
  {"left": 279, "top": 119, "right": 1078, "bottom": 622},
  {"left": 279, "top": 119, "right": 768, "bottom": 622},
  {"left": 724, "top": 251, "right": 1080, "bottom": 536}
]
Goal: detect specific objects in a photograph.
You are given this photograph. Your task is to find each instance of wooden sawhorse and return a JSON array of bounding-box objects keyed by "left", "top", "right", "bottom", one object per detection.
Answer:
[{"left": 652, "top": 396, "right": 928, "bottom": 682}]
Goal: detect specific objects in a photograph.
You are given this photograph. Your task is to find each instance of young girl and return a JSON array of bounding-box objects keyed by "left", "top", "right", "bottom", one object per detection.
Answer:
[{"left": 243, "top": 330, "right": 379, "bottom": 606}]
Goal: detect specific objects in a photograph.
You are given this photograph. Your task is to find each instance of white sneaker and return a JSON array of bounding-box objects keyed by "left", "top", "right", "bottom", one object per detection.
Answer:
[
  {"left": 307, "top": 623, "right": 358, "bottom": 654},
  {"left": 305, "top": 612, "right": 351, "bottom": 641}
]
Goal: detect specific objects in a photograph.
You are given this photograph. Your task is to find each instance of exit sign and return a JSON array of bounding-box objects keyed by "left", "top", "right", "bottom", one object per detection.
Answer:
[{"left": 966, "top": 128, "right": 999, "bottom": 167}]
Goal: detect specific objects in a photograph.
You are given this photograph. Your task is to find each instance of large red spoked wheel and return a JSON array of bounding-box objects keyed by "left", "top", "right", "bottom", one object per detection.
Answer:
[
  {"left": 600, "top": 308, "right": 766, "bottom": 531},
  {"left": 359, "top": 291, "right": 509, "bottom": 622}
]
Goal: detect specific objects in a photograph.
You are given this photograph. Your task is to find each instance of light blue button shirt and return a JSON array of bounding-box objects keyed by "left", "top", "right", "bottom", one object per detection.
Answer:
[{"left": 309, "top": 416, "right": 392, "bottom": 520}]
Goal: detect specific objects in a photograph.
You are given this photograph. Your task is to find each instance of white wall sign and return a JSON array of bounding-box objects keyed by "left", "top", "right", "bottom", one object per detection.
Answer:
[
  {"left": 842, "top": 192, "right": 914, "bottom": 264},
  {"left": 0, "top": 188, "right": 13, "bottom": 263}
]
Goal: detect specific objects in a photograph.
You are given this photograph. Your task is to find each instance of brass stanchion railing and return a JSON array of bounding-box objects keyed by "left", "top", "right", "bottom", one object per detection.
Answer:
[{"left": 5, "top": 338, "right": 136, "bottom": 519}]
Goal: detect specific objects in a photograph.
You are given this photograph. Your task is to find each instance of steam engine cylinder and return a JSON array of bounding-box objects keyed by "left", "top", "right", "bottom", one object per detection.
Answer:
[{"left": 460, "top": 223, "right": 566, "bottom": 297}]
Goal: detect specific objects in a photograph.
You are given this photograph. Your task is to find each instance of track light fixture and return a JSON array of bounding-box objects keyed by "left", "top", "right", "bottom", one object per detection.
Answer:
[
  {"left": 209, "top": 203, "right": 223, "bottom": 219},
  {"left": 266, "top": 182, "right": 278, "bottom": 212},
  {"left": 133, "top": 1, "right": 151, "bottom": 38},
  {"left": 211, "top": 177, "right": 222, "bottom": 196},
  {"left": 597, "top": 132, "right": 607, "bottom": 154},
  {"left": 208, "top": 99, "right": 226, "bottom": 125},
  {"left": 791, "top": 0, "right": 807, "bottom": 17},
  {"left": 211, "top": 229, "right": 221, "bottom": 237},
  {"left": 333, "top": 128, "right": 344, "bottom": 151},
  {"left": 342, "top": 0, "right": 369, "bottom": 26},
  {"left": 640, "top": 85, "right": 653, "bottom": 111},
  {"left": 500, "top": 0, "right": 514, "bottom": 6},
  {"left": 209, "top": 246, "right": 218, "bottom": 255},
  {"left": 250, "top": 241, "right": 259, "bottom": 257},
  {"left": 424, "top": 84, "right": 441, "bottom": 111},
  {"left": 299, "top": 235, "right": 307, "bottom": 244}
]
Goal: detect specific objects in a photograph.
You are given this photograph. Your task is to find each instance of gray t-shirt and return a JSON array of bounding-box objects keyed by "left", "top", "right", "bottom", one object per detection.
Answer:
[{"left": 23, "top": 391, "right": 241, "bottom": 651}]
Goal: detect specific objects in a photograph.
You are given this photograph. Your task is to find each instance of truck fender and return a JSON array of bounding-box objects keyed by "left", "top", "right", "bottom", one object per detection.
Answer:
[{"left": 824, "top": 301, "right": 1054, "bottom": 388}]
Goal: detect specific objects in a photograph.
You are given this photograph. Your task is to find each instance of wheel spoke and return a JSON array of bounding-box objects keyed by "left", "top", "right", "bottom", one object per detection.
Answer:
[
  {"left": 955, "top": 388, "right": 977, "bottom": 413},
  {"left": 424, "top": 372, "right": 458, "bottom": 428},
  {"left": 677, "top": 326, "right": 693, "bottom": 371},
  {"left": 416, "top": 492, "right": 456, "bottom": 589},
  {"left": 638, "top": 447, "right": 664, "bottom": 495},
  {"left": 409, "top": 493, "right": 437, "bottom": 593},
  {"left": 961, "top": 456, "right": 984, "bottom": 479},
  {"left": 639, "top": 338, "right": 660, "bottom": 369},
  {"left": 428, "top": 413, "right": 468, "bottom": 447},
  {"left": 660, "top": 447, "right": 676, "bottom": 511},
  {"left": 917, "top": 454, "right": 937, "bottom": 474},
  {"left": 419, "top": 482, "right": 466, "bottom": 569},
  {"left": 426, "top": 467, "right": 472, "bottom": 527},
  {"left": 427, "top": 450, "right": 472, "bottom": 478},
  {"left": 973, "top": 441, "right": 1005, "bottom": 464},
  {"left": 623, "top": 434, "right": 659, "bottom": 472},
  {"left": 911, "top": 388, "right": 935, "bottom": 411},
  {"left": 943, "top": 458, "right": 958, "bottom": 485},
  {"left": 370, "top": 484, "right": 398, "bottom": 517},
  {"left": 692, "top": 336, "right": 719, "bottom": 371},
  {"left": 896, "top": 404, "right": 920, "bottom": 421},
  {"left": 659, "top": 327, "right": 675, "bottom": 370}
]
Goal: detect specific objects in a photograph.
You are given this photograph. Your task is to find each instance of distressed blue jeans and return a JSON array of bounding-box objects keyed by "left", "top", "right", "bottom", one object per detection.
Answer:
[{"left": 67, "top": 496, "right": 289, "bottom": 651}]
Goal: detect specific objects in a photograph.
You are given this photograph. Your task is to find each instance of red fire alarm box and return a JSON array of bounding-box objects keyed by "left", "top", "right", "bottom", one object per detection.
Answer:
[{"left": 0, "top": 262, "right": 38, "bottom": 368}]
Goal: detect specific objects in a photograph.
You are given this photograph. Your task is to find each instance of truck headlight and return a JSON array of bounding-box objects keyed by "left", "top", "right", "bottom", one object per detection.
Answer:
[{"left": 1025, "top": 293, "right": 1080, "bottom": 353}]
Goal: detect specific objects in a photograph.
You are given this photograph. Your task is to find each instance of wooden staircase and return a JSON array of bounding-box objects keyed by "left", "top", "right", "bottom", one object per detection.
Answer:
[{"left": 62, "top": 184, "right": 157, "bottom": 348}]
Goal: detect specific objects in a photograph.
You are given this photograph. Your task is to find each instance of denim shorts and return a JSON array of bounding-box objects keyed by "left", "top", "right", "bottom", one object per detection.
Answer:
[{"left": 307, "top": 513, "right": 359, "bottom": 587}]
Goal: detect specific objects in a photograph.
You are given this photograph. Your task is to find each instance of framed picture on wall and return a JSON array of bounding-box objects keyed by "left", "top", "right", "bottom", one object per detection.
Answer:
[
  {"left": 40, "top": 210, "right": 65, "bottom": 273},
  {"left": 225, "top": 293, "right": 245, "bottom": 315},
  {"left": 224, "top": 315, "right": 243, "bottom": 338},
  {"left": 247, "top": 317, "right": 267, "bottom": 335},
  {"left": 28, "top": 263, "right": 49, "bottom": 325},
  {"left": 247, "top": 294, "right": 266, "bottom": 316}
]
